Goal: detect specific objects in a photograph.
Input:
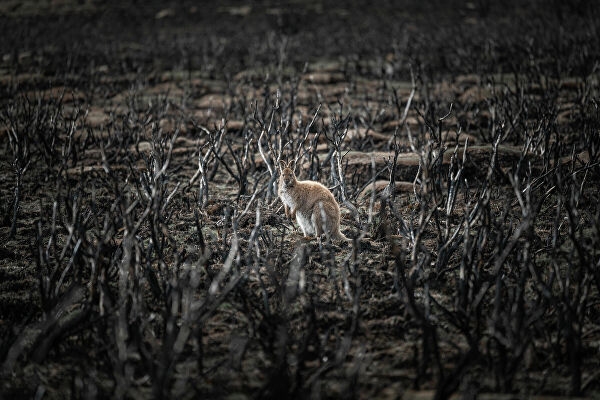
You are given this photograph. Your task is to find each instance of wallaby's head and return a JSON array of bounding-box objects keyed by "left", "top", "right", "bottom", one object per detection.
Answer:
[{"left": 278, "top": 160, "right": 296, "bottom": 188}]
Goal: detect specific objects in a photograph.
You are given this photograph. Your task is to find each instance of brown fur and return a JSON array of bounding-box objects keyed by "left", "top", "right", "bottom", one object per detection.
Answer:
[{"left": 278, "top": 160, "right": 349, "bottom": 243}]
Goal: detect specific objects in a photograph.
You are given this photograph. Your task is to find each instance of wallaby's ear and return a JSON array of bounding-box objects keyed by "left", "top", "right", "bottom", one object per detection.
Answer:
[
  {"left": 287, "top": 160, "right": 294, "bottom": 170},
  {"left": 278, "top": 160, "right": 286, "bottom": 171}
]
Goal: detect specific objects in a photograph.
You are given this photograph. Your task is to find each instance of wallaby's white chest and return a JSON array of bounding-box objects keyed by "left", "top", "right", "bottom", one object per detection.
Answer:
[{"left": 279, "top": 188, "right": 294, "bottom": 208}]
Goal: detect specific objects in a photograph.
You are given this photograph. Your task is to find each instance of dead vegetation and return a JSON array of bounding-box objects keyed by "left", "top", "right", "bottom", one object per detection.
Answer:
[{"left": 1, "top": 1, "right": 600, "bottom": 399}]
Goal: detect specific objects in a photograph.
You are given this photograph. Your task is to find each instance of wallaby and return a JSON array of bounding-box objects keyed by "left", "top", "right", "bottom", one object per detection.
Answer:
[{"left": 278, "top": 160, "right": 350, "bottom": 243}]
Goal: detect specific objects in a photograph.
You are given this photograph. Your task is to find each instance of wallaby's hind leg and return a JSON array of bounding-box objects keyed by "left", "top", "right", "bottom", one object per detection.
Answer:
[
  {"left": 310, "top": 209, "right": 322, "bottom": 245},
  {"left": 296, "top": 212, "right": 315, "bottom": 239},
  {"left": 298, "top": 218, "right": 309, "bottom": 238},
  {"left": 311, "top": 207, "right": 324, "bottom": 239}
]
